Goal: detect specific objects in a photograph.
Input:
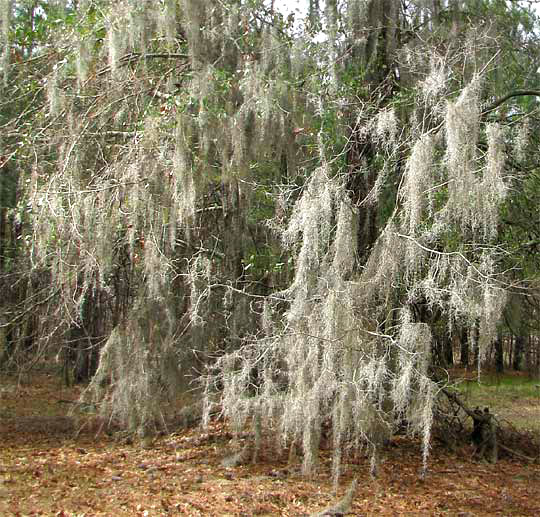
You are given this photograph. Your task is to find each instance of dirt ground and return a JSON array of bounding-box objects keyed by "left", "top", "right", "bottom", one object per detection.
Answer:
[{"left": 1, "top": 374, "right": 539, "bottom": 516}]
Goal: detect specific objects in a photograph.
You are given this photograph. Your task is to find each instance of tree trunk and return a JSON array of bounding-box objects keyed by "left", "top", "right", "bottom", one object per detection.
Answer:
[
  {"left": 472, "top": 323, "right": 480, "bottom": 368},
  {"left": 444, "top": 334, "right": 454, "bottom": 367},
  {"left": 495, "top": 333, "right": 504, "bottom": 373},
  {"left": 460, "top": 327, "right": 469, "bottom": 367},
  {"left": 345, "top": 0, "right": 400, "bottom": 263},
  {"left": 64, "top": 286, "right": 102, "bottom": 384},
  {"left": 0, "top": 207, "right": 5, "bottom": 271},
  {"left": 513, "top": 334, "right": 526, "bottom": 371}
]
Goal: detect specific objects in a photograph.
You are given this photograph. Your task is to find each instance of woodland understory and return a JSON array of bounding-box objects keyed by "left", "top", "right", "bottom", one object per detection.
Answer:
[{"left": 1, "top": 0, "right": 540, "bottom": 490}]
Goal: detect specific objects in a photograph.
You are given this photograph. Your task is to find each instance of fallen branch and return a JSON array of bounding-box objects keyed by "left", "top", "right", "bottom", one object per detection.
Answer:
[
  {"left": 441, "top": 388, "right": 497, "bottom": 463},
  {"left": 498, "top": 443, "right": 537, "bottom": 463}
]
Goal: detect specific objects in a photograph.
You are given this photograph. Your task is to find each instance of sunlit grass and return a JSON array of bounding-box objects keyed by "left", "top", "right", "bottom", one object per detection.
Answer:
[
  {"left": 453, "top": 371, "right": 540, "bottom": 432},
  {"left": 457, "top": 373, "right": 540, "bottom": 396}
]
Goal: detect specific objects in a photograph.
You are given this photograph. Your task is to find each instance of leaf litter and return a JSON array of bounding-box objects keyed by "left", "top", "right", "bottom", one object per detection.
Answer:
[{"left": 0, "top": 374, "right": 539, "bottom": 516}]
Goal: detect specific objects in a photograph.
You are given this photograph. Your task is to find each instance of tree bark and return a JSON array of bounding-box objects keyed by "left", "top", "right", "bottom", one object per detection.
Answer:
[
  {"left": 460, "top": 327, "right": 469, "bottom": 367},
  {"left": 513, "top": 334, "right": 526, "bottom": 371},
  {"left": 495, "top": 333, "right": 504, "bottom": 373},
  {"left": 345, "top": 0, "right": 399, "bottom": 262},
  {"left": 443, "top": 334, "right": 454, "bottom": 367}
]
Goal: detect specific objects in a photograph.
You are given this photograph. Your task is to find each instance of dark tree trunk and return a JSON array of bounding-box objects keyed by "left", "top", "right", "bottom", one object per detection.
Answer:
[
  {"left": 460, "top": 327, "right": 469, "bottom": 367},
  {"left": 472, "top": 322, "right": 480, "bottom": 368},
  {"left": 0, "top": 207, "right": 5, "bottom": 271},
  {"left": 64, "top": 286, "right": 102, "bottom": 384},
  {"left": 495, "top": 333, "right": 504, "bottom": 373},
  {"left": 66, "top": 328, "right": 99, "bottom": 385},
  {"left": 513, "top": 334, "right": 526, "bottom": 371},
  {"left": 443, "top": 334, "right": 454, "bottom": 367},
  {"left": 345, "top": 0, "right": 399, "bottom": 264},
  {"left": 0, "top": 326, "right": 15, "bottom": 368},
  {"left": 526, "top": 335, "right": 536, "bottom": 377}
]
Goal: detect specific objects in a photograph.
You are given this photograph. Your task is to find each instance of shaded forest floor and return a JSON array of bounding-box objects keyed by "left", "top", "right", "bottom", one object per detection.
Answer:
[{"left": 1, "top": 374, "right": 540, "bottom": 516}]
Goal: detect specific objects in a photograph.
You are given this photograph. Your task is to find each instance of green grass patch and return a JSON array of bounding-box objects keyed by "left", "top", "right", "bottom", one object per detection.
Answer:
[
  {"left": 452, "top": 372, "right": 540, "bottom": 432},
  {"left": 458, "top": 373, "right": 540, "bottom": 396}
]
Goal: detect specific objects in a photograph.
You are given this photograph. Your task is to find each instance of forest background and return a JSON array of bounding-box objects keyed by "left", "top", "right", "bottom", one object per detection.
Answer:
[{"left": 1, "top": 1, "right": 540, "bottom": 514}]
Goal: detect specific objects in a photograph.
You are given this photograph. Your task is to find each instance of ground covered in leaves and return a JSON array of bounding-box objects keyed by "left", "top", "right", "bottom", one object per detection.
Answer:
[{"left": 1, "top": 374, "right": 539, "bottom": 516}]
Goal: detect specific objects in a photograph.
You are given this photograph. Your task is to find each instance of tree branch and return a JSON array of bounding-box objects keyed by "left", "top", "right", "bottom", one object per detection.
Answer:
[
  {"left": 96, "top": 52, "right": 189, "bottom": 77},
  {"left": 441, "top": 387, "right": 478, "bottom": 419},
  {"left": 483, "top": 90, "right": 540, "bottom": 115}
]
